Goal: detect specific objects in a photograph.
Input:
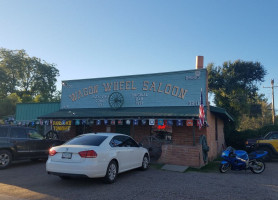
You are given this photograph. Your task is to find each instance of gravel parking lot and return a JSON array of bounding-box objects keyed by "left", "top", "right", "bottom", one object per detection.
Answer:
[{"left": 0, "top": 160, "right": 277, "bottom": 200}]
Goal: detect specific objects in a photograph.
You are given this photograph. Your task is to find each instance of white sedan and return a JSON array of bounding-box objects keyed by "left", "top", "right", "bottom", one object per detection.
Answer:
[{"left": 46, "top": 133, "right": 149, "bottom": 183}]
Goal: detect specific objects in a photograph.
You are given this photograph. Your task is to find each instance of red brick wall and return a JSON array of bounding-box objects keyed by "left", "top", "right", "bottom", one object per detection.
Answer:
[
  {"left": 218, "top": 119, "right": 225, "bottom": 151},
  {"left": 56, "top": 126, "right": 77, "bottom": 141},
  {"left": 91, "top": 125, "right": 107, "bottom": 132},
  {"left": 157, "top": 125, "right": 206, "bottom": 167},
  {"left": 172, "top": 125, "right": 205, "bottom": 146},
  {"left": 132, "top": 125, "right": 151, "bottom": 143},
  {"left": 206, "top": 107, "right": 226, "bottom": 161},
  {"left": 158, "top": 144, "right": 204, "bottom": 167}
]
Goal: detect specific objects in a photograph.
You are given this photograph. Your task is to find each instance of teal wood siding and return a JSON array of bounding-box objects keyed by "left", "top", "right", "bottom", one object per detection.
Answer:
[
  {"left": 61, "top": 69, "right": 207, "bottom": 109},
  {"left": 16, "top": 103, "right": 60, "bottom": 121}
]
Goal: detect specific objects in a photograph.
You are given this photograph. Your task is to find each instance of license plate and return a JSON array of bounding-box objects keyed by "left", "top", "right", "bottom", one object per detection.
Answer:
[{"left": 62, "top": 152, "right": 72, "bottom": 159}]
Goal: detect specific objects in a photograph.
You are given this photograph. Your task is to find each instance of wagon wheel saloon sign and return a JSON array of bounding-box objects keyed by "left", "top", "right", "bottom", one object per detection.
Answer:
[{"left": 61, "top": 70, "right": 206, "bottom": 109}]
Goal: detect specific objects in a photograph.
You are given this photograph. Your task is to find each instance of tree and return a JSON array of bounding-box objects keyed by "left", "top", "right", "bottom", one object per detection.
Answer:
[
  {"left": 0, "top": 48, "right": 59, "bottom": 102},
  {"left": 0, "top": 93, "right": 21, "bottom": 118},
  {"left": 0, "top": 49, "right": 21, "bottom": 96},
  {"left": 0, "top": 48, "right": 60, "bottom": 119},
  {"left": 0, "top": 67, "right": 8, "bottom": 99},
  {"left": 207, "top": 60, "right": 267, "bottom": 129},
  {"left": 238, "top": 99, "right": 272, "bottom": 130}
]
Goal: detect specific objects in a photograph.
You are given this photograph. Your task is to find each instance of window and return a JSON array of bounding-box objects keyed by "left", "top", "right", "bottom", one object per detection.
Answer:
[
  {"left": 269, "top": 133, "right": 278, "bottom": 140},
  {"left": 0, "top": 127, "right": 8, "bottom": 137},
  {"left": 151, "top": 120, "right": 172, "bottom": 142},
  {"left": 65, "top": 134, "right": 107, "bottom": 146},
  {"left": 124, "top": 137, "right": 139, "bottom": 147},
  {"left": 265, "top": 132, "right": 278, "bottom": 139},
  {"left": 110, "top": 136, "right": 126, "bottom": 147},
  {"left": 110, "top": 136, "right": 139, "bottom": 147},
  {"left": 28, "top": 130, "right": 44, "bottom": 140},
  {"left": 11, "top": 128, "right": 27, "bottom": 138}
]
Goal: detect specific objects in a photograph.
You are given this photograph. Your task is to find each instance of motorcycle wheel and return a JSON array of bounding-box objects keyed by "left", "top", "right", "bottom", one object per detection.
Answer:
[
  {"left": 219, "top": 163, "right": 230, "bottom": 173},
  {"left": 250, "top": 160, "right": 265, "bottom": 174}
]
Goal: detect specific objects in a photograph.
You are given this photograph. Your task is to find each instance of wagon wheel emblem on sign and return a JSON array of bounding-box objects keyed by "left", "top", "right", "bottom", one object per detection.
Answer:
[{"left": 109, "top": 92, "right": 124, "bottom": 109}]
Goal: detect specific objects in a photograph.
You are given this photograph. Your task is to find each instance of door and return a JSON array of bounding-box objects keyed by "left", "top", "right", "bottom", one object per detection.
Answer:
[
  {"left": 10, "top": 127, "right": 30, "bottom": 158},
  {"left": 124, "top": 137, "right": 142, "bottom": 168},
  {"left": 268, "top": 132, "right": 278, "bottom": 151},
  {"left": 110, "top": 135, "right": 133, "bottom": 171},
  {"left": 0, "top": 126, "right": 9, "bottom": 145},
  {"left": 259, "top": 132, "right": 278, "bottom": 152},
  {"left": 27, "top": 129, "right": 49, "bottom": 157}
]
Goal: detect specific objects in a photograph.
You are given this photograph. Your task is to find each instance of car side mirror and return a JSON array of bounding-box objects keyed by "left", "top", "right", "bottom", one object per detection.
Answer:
[{"left": 138, "top": 143, "right": 143, "bottom": 147}]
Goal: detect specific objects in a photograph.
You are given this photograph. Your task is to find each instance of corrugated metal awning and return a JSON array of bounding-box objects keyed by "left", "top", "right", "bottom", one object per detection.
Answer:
[{"left": 16, "top": 102, "right": 60, "bottom": 121}]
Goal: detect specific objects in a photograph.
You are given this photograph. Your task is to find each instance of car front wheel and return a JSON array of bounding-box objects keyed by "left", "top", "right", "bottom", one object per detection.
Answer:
[
  {"left": 141, "top": 155, "right": 149, "bottom": 170},
  {"left": 0, "top": 150, "right": 12, "bottom": 170},
  {"left": 104, "top": 160, "right": 118, "bottom": 184}
]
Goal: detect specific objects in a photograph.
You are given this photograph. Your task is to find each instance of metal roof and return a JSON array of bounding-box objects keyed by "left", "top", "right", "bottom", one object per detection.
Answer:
[
  {"left": 210, "top": 106, "right": 234, "bottom": 121},
  {"left": 16, "top": 102, "right": 60, "bottom": 121},
  {"left": 16, "top": 103, "right": 233, "bottom": 122},
  {"left": 39, "top": 106, "right": 200, "bottom": 119}
]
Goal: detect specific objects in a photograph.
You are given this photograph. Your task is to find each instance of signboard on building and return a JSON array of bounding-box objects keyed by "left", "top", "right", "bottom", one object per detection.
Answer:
[
  {"left": 53, "top": 120, "right": 72, "bottom": 131},
  {"left": 60, "top": 69, "right": 207, "bottom": 109}
]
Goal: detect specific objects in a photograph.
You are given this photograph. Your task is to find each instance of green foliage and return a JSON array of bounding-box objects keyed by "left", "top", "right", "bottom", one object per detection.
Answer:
[
  {"left": 0, "top": 48, "right": 60, "bottom": 117},
  {"left": 0, "top": 48, "right": 59, "bottom": 102},
  {"left": 225, "top": 124, "right": 278, "bottom": 149},
  {"left": 207, "top": 60, "right": 267, "bottom": 129},
  {"left": 0, "top": 93, "right": 21, "bottom": 118},
  {"left": 34, "top": 95, "right": 42, "bottom": 103},
  {"left": 238, "top": 100, "right": 272, "bottom": 131},
  {"left": 52, "top": 90, "right": 61, "bottom": 102}
]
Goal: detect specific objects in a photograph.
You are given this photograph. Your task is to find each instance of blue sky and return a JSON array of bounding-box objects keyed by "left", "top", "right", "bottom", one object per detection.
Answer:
[{"left": 0, "top": 0, "right": 278, "bottom": 106}]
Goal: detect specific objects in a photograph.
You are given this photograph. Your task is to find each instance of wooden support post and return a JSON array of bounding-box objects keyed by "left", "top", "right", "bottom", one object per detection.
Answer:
[{"left": 193, "top": 125, "right": 196, "bottom": 146}]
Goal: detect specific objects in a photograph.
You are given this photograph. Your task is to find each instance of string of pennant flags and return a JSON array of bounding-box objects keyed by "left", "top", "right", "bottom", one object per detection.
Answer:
[
  {"left": 7, "top": 88, "right": 209, "bottom": 129},
  {"left": 10, "top": 118, "right": 208, "bottom": 128}
]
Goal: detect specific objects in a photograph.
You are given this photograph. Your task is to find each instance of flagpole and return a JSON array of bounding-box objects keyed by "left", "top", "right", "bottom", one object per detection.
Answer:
[{"left": 196, "top": 87, "right": 204, "bottom": 145}]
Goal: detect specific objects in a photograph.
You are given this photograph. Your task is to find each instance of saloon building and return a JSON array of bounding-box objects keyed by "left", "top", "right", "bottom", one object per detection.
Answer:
[{"left": 39, "top": 56, "right": 233, "bottom": 167}]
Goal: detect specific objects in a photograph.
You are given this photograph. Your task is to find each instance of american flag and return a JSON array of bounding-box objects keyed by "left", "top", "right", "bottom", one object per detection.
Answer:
[{"left": 198, "top": 88, "right": 205, "bottom": 129}]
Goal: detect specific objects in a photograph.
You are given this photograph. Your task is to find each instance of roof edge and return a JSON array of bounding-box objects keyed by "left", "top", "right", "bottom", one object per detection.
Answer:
[
  {"left": 210, "top": 106, "right": 234, "bottom": 121},
  {"left": 62, "top": 69, "right": 207, "bottom": 83}
]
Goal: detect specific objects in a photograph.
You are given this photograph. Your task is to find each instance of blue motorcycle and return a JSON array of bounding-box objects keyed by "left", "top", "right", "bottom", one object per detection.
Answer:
[{"left": 219, "top": 146, "right": 268, "bottom": 174}]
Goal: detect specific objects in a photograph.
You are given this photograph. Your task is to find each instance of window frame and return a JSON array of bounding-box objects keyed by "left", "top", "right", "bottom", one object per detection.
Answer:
[
  {"left": 109, "top": 135, "right": 139, "bottom": 148},
  {"left": 10, "top": 127, "right": 28, "bottom": 139},
  {"left": 0, "top": 127, "right": 9, "bottom": 138}
]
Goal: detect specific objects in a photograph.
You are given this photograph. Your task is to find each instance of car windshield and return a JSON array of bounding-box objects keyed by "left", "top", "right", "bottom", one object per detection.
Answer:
[
  {"left": 263, "top": 132, "right": 278, "bottom": 139},
  {"left": 65, "top": 134, "right": 108, "bottom": 146}
]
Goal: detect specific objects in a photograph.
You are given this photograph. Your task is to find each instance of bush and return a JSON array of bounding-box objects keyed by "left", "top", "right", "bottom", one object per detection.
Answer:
[{"left": 224, "top": 124, "right": 278, "bottom": 149}]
